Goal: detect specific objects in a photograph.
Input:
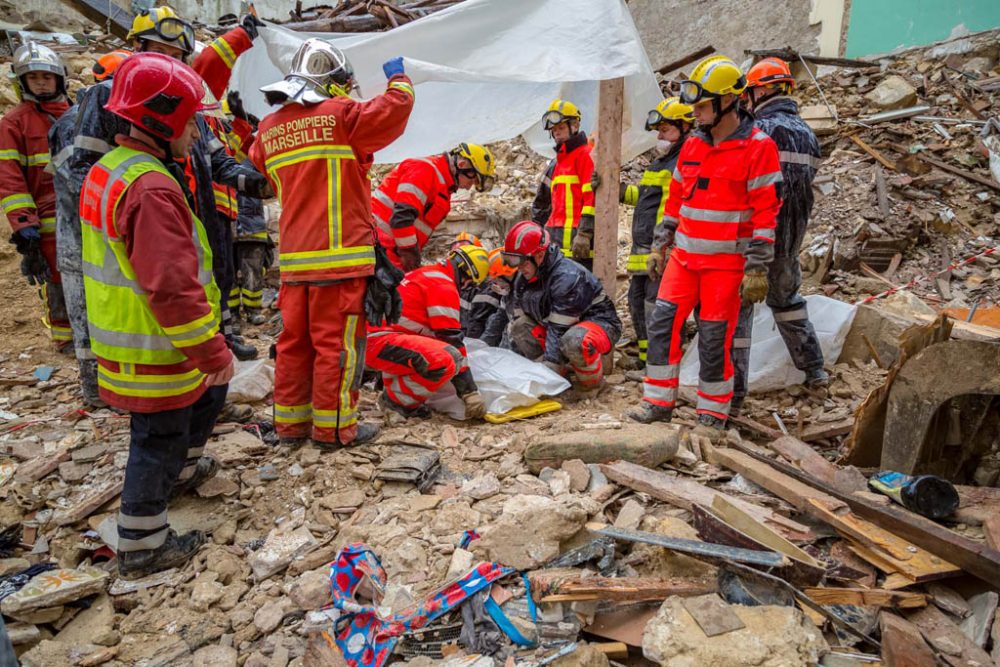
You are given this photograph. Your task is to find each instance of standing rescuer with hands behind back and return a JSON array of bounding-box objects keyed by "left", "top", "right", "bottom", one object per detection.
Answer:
[
  {"left": 81, "top": 53, "right": 235, "bottom": 579},
  {"left": 631, "top": 56, "right": 782, "bottom": 437}
]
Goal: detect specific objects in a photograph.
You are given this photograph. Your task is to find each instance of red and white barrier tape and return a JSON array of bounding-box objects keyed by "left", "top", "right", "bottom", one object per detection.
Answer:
[{"left": 856, "top": 245, "right": 998, "bottom": 305}]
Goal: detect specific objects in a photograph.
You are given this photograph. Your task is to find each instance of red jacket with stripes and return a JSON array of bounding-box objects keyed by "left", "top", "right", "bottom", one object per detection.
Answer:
[
  {"left": 249, "top": 76, "right": 414, "bottom": 282},
  {"left": 662, "top": 116, "right": 782, "bottom": 271},
  {"left": 371, "top": 153, "right": 455, "bottom": 251},
  {"left": 0, "top": 100, "right": 69, "bottom": 234},
  {"left": 546, "top": 132, "right": 595, "bottom": 252}
]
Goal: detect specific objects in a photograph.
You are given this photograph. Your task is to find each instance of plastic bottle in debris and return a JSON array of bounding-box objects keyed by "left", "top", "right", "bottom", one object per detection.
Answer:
[{"left": 868, "top": 471, "right": 959, "bottom": 519}]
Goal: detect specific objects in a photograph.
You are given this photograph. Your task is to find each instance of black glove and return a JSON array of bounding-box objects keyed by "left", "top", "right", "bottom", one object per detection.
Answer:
[
  {"left": 396, "top": 244, "right": 421, "bottom": 272},
  {"left": 226, "top": 90, "right": 260, "bottom": 128},
  {"left": 364, "top": 243, "right": 405, "bottom": 327},
  {"left": 241, "top": 13, "right": 264, "bottom": 40},
  {"left": 243, "top": 171, "right": 273, "bottom": 198},
  {"left": 12, "top": 230, "right": 49, "bottom": 286}
]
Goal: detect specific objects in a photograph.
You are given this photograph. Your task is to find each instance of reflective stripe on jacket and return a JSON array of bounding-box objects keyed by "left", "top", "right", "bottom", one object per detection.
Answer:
[
  {"left": 249, "top": 75, "right": 414, "bottom": 282},
  {"left": 371, "top": 153, "right": 455, "bottom": 251},
  {"left": 544, "top": 131, "right": 594, "bottom": 256},
  {"left": 623, "top": 140, "right": 684, "bottom": 274},
  {"left": 0, "top": 100, "right": 68, "bottom": 233}
]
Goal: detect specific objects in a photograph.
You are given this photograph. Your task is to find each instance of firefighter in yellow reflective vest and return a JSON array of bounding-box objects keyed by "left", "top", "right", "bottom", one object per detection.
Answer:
[
  {"left": 530, "top": 99, "right": 596, "bottom": 270},
  {"left": 80, "top": 53, "right": 235, "bottom": 579},
  {"left": 619, "top": 97, "right": 694, "bottom": 367}
]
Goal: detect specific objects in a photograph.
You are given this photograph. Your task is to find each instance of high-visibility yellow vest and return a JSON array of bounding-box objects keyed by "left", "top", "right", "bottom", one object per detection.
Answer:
[{"left": 81, "top": 146, "right": 221, "bottom": 371}]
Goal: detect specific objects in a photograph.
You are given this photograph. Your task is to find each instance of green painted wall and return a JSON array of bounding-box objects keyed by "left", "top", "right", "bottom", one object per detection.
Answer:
[{"left": 846, "top": 0, "right": 1000, "bottom": 57}]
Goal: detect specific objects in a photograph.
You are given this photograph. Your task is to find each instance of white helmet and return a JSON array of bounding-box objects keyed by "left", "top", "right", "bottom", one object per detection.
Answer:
[
  {"left": 261, "top": 38, "right": 355, "bottom": 105},
  {"left": 12, "top": 42, "right": 66, "bottom": 102}
]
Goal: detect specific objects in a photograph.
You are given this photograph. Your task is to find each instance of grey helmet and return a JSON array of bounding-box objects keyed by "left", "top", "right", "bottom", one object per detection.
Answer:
[
  {"left": 260, "top": 38, "right": 355, "bottom": 106},
  {"left": 11, "top": 42, "right": 67, "bottom": 102}
]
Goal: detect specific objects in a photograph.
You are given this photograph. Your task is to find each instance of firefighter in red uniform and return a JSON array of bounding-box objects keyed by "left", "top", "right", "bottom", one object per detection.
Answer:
[
  {"left": 366, "top": 245, "right": 490, "bottom": 419},
  {"left": 631, "top": 56, "right": 781, "bottom": 436},
  {"left": 1, "top": 43, "right": 72, "bottom": 350},
  {"left": 81, "top": 53, "right": 234, "bottom": 578},
  {"left": 372, "top": 144, "right": 497, "bottom": 271},
  {"left": 530, "top": 99, "right": 596, "bottom": 269},
  {"left": 250, "top": 40, "right": 414, "bottom": 448}
]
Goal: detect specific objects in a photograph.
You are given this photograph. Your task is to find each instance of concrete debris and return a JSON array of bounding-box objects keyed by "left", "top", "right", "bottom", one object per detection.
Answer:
[
  {"left": 0, "top": 566, "right": 108, "bottom": 615},
  {"left": 864, "top": 75, "right": 919, "bottom": 110},
  {"left": 474, "top": 495, "right": 590, "bottom": 569},
  {"left": 642, "top": 595, "right": 828, "bottom": 666}
]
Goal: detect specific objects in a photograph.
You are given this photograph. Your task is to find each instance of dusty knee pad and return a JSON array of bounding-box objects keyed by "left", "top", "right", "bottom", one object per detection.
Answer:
[{"left": 559, "top": 326, "right": 589, "bottom": 367}]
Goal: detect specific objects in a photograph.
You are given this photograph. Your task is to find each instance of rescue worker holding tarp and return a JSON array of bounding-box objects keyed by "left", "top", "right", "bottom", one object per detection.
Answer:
[
  {"left": 530, "top": 100, "right": 596, "bottom": 269},
  {"left": 505, "top": 221, "right": 621, "bottom": 390},
  {"left": 729, "top": 57, "right": 827, "bottom": 414},
  {"left": 81, "top": 53, "right": 234, "bottom": 578},
  {"left": 619, "top": 97, "right": 694, "bottom": 367},
  {"left": 1, "top": 43, "right": 72, "bottom": 351},
  {"left": 57, "top": 6, "right": 262, "bottom": 400},
  {"left": 466, "top": 248, "right": 516, "bottom": 344},
  {"left": 366, "top": 245, "right": 490, "bottom": 419},
  {"left": 250, "top": 40, "right": 414, "bottom": 447},
  {"left": 630, "top": 56, "right": 782, "bottom": 435},
  {"left": 372, "top": 144, "right": 496, "bottom": 272}
]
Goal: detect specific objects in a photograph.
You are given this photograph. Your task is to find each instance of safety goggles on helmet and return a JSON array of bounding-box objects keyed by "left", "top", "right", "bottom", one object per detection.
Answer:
[
  {"left": 678, "top": 80, "right": 716, "bottom": 105},
  {"left": 543, "top": 109, "right": 578, "bottom": 130},
  {"left": 457, "top": 167, "right": 495, "bottom": 193},
  {"left": 500, "top": 251, "right": 529, "bottom": 267},
  {"left": 140, "top": 17, "right": 196, "bottom": 55},
  {"left": 645, "top": 109, "right": 689, "bottom": 132}
]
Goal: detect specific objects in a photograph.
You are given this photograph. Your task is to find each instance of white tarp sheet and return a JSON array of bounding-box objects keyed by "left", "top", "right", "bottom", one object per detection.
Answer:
[
  {"left": 232, "top": 0, "right": 662, "bottom": 164},
  {"left": 679, "top": 295, "right": 858, "bottom": 393}
]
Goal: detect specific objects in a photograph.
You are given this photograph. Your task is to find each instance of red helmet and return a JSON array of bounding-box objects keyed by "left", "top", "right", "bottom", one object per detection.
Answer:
[
  {"left": 746, "top": 57, "right": 794, "bottom": 89},
  {"left": 106, "top": 52, "right": 206, "bottom": 141},
  {"left": 503, "top": 220, "right": 549, "bottom": 266}
]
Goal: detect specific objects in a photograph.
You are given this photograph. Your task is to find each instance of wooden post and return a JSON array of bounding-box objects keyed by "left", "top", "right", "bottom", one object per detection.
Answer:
[{"left": 592, "top": 78, "right": 624, "bottom": 297}]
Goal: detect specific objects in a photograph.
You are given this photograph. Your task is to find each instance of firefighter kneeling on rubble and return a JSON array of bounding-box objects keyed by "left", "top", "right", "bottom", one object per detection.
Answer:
[
  {"left": 630, "top": 56, "right": 782, "bottom": 436},
  {"left": 366, "top": 245, "right": 491, "bottom": 419},
  {"left": 81, "top": 54, "right": 234, "bottom": 579},
  {"left": 505, "top": 221, "right": 622, "bottom": 391}
]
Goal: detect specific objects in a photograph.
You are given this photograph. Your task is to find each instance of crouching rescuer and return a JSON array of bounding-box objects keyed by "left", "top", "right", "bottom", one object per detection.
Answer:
[
  {"left": 630, "top": 56, "right": 782, "bottom": 435},
  {"left": 504, "top": 221, "right": 622, "bottom": 391},
  {"left": 81, "top": 53, "right": 235, "bottom": 578},
  {"left": 366, "top": 245, "right": 491, "bottom": 419}
]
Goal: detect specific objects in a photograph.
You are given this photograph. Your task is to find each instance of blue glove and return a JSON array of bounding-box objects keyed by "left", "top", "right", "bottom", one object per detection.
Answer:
[
  {"left": 15, "top": 227, "right": 40, "bottom": 242},
  {"left": 382, "top": 57, "right": 405, "bottom": 79}
]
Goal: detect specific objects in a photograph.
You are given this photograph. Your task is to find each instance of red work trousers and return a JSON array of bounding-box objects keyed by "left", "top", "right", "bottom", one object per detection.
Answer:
[
  {"left": 40, "top": 232, "right": 71, "bottom": 349},
  {"left": 642, "top": 257, "right": 742, "bottom": 419},
  {"left": 273, "top": 278, "right": 366, "bottom": 444},
  {"left": 530, "top": 320, "right": 612, "bottom": 389},
  {"left": 365, "top": 332, "right": 463, "bottom": 409}
]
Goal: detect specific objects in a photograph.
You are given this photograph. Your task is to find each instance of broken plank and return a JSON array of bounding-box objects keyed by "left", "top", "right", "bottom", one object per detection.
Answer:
[
  {"left": 709, "top": 496, "right": 824, "bottom": 570},
  {"left": 850, "top": 134, "right": 897, "bottom": 171},
  {"left": 656, "top": 45, "right": 714, "bottom": 75},
  {"left": 587, "top": 523, "right": 788, "bottom": 568},
  {"left": 600, "top": 460, "right": 813, "bottom": 541},
  {"left": 705, "top": 446, "right": 960, "bottom": 583},
  {"left": 907, "top": 604, "right": 994, "bottom": 666},
  {"left": 803, "top": 587, "right": 927, "bottom": 609},
  {"left": 913, "top": 152, "right": 1000, "bottom": 192},
  {"left": 767, "top": 436, "right": 840, "bottom": 486},
  {"left": 983, "top": 514, "right": 1000, "bottom": 550},
  {"left": 798, "top": 418, "right": 857, "bottom": 443},
  {"left": 530, "top": 574, "right": 715, "bottom": 603},
  {"left": 54, "top": 479, "right": 124, "bottom": 526},
  {"left": 881, "top": 612, "right": 938, "bottom": 667}
]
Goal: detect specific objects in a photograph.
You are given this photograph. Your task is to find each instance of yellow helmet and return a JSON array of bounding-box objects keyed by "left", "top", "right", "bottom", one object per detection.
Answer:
[
  {"left": 543, "top": 99, "right": 581, "bottom": 129},
  {"left": 645, "top": 96, "right": 694, "bottom": 130},
  {"left": 452, "top": 143, "right": 496, "bottom": 193},
  {"left": 450, "top": 244, "right": 491, "bottom": 285},
  {"left": 128, "top": 6, "right": 196, "bottom": 56},
  {"left": 679, "top": 56, "right": 747, "bottom": 104}
]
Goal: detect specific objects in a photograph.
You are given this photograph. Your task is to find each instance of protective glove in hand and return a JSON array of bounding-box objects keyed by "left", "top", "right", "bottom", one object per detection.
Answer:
[
  {"left": 646, "top": 250, "right": 665, "bottom": 280},
  {"left": 396, "top": 244, "right": 421, "bottom": 272},
  {"left": 365, "top": 244, "right": 405, "bottom": 327},
  {"left": 241, "top": 13, "right": 264, "bottom": 40},
  {"left": 571, "top": 232, "right": 591, "bottom": 260},
  {"left": 739, "top": 269, "right": 769, "bottom": 303},
  {"left": 11, "top": 226, "right": 40, "bottom": 252},
  {"left": 20, "top": 242, "right": 49, "bottom": 285},
  {"left": 589, "top": 170, "right": 601, "bottom": 192},
  {"left": 243, "top": 171, "right": 273, "bottom": 199},
  {"left": 382, "top": 57, "right": 405, "bottom": 79},
  {"left": 462, "top": 392, "right": 487, "bottom": 419},
  {"left": 226, "top": 91, "right": 259, "bottom": 126}
]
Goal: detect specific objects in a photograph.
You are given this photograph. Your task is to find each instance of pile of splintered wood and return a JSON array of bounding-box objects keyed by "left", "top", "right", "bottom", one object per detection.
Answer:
[{"left": 281, "top": 0, "right": 463, "bottom": 32}]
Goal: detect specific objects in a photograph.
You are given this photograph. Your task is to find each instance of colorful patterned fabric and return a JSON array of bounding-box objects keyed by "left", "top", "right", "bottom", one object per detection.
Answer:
[{"left": 329, "top": 543, "right": 514, "bottom": 667}]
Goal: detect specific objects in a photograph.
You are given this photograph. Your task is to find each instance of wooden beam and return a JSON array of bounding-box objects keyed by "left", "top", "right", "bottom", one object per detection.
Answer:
[
  {"left": 656, "top": 45, "right": 714, "bottom": 76},
  {"left": 59, "top": 0, "right": 132, "bottom": 40},
  {"left": 704, "top": 445, "right": 960, "bottom": 583},
  {"left": 913, "top": 152, "right": 1000, "bottom": 192},
  {"left": 803, "top": 587, "right": 927, "bottom": 609},
  {"left": 592, "top": 78, "right": 624, "bottom": 297},
  {"left": 849, "top": 134, "right": 898, "bottom": 171},
  {"left": 530, "top": 574, "right": 715, "bottom": 603}
]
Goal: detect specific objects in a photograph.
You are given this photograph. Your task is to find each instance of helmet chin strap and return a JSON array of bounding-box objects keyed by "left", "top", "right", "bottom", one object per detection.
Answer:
[
  {"left": 749, "top": 88, "right": 781, "bottom": 113},
  {"left": 698, "top": 95, "right": 740, "bottom": 132}
]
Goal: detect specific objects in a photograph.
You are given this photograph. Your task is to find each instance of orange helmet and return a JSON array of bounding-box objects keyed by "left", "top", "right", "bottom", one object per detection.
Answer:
[
  {"left": 746, "top": 57, "right": 794, "bottom": 89},
  {"left": 450, "top": 231, "right": 483, "bottom": 251},
  {"left": 92, "top": 49, "right": 131, "bottom": 82},
  {"left": 488, "top": 248, "right": 516, "bottom": 280}
]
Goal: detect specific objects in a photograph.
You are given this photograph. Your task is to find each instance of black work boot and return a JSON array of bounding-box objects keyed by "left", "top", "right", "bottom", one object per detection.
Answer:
[
  {"left": 628, "top": 403, "right": 673, "bottom": 424},
  {"left": 247, "top": 310, "right": 267, "bottom": 326},
  {"left": 380, "top": 391, "right": 431, "bottom": 419},
  {"left": 229, "top": 338, "right": 259, "bottom": 361},
  {"left": 118, "top": 529, "right": 205, "bottom": 580},
  {"left": 169, "top": 457, "right": 219, "bottom": 500},
  {"left": 353, "top": 422, "right": 380, "bottom": 444},
  {"left": 278, "top": 436, "right": 309, "bottom": 448},
  {"left": 804, "top": 368, "right": 830, "bottom": 388},
  {"left": 692, "top": 413, "right": 727, "bottom": 442}
]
